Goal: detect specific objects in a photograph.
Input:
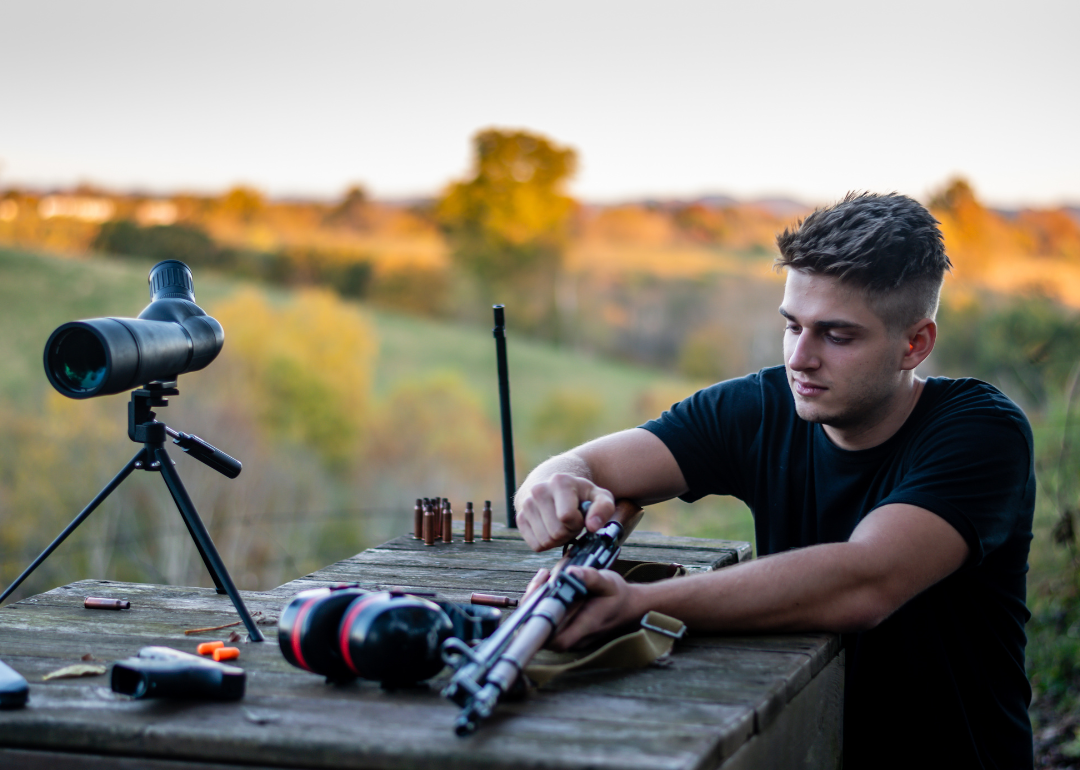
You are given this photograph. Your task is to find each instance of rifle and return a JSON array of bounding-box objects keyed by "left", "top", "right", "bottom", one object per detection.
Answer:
[{"left": 441, "top": 500, "right": 643, "bottom": 736}]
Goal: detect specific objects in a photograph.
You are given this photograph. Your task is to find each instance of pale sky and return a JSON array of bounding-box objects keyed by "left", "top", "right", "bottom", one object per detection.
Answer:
[{"left": 1, "top": 0, "right": 1077, "bottom": 208}]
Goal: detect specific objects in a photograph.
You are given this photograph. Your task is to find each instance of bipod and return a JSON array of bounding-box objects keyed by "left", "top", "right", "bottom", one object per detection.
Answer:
[{"left": 0, "top": 382, "right": 265, "bottom": 642}]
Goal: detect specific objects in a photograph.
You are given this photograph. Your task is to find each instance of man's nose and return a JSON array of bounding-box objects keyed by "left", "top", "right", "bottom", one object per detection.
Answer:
[{"left": 787, "top": 333, "right": 819, "bottom": 370}]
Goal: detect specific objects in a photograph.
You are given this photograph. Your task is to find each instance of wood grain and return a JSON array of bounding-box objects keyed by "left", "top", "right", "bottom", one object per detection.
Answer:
[{"left": 0, "top": 527, "right": 837, "bottom": 769}]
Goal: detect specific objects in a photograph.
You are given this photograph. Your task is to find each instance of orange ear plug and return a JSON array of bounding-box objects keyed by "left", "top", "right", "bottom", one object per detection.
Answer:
[
  {"left": 197, "top": 641, "right": 225, "bottom": 655},
  {"left": 213, "top": 647, "right": 240, "bottom": 662}
]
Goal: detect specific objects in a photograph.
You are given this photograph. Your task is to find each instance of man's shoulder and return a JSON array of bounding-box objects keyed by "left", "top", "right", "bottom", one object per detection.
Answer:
[
  {"left": 641, "top": 367, "right": 792, "bottom": 455},
  {"left": 907, "top": 375, "right": 1041, "bottom": 466},
  {"left": 919, "top": 376, "right": 1032, "bottom": 438}
]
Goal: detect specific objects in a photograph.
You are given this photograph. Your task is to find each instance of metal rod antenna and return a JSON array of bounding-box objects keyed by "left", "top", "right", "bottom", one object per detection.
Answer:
[{"left": 493, "top": 305, "right": 517, "bottom": 528}]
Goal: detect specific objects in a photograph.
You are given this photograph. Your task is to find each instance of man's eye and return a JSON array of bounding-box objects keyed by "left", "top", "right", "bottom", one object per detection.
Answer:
[
  {"left": 825, "top": 334, "right": 852, "bottom": 345},
  {"left": 786, "top": 324, "right": 801, "bottom": 333}
]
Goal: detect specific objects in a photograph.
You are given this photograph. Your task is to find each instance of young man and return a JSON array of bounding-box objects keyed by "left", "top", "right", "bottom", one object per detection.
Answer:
[{"left": 515, "top": 193, "right": 1034, "bottom": 769}]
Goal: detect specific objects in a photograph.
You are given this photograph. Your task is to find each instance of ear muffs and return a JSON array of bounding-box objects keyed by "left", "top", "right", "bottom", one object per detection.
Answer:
[
  {"left": 278, "top": 586, "right": 369, "bottom": 680},
  {"left": 278, "top": 587, "right": 503, "bottom": 686},
  {"left": 339, "top": 592, "right": 453, "bottom": 685}
]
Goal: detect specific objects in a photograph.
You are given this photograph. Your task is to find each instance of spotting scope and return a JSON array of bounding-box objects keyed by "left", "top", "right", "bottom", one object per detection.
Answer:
[{"left": 44, "top": 260, "right": 224, "bottom": 398}]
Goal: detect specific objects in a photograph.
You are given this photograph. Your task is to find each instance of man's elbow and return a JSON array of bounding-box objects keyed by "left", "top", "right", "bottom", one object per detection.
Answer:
[{"left": 831, "top": 586, "right": 903, "bottom": 633}]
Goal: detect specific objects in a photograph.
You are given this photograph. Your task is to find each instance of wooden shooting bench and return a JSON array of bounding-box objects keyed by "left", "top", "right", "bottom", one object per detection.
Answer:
[{"left": 0, "top": 526, "right": 843, "bottom": 770}]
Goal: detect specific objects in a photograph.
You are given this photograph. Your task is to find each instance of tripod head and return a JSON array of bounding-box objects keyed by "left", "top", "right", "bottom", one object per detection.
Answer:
[{"left": 128, "top": 383, "right": 242, "bottom": 479}]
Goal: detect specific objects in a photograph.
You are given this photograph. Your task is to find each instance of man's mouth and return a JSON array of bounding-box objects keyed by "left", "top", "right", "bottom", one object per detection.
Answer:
[{"left": 793, "top": 380, "right": 827, "bottom": 397}]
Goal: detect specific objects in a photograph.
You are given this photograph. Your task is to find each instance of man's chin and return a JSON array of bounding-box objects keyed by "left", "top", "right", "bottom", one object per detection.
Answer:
[{"left": 793, "top": 400, "right": 831, "bottom": 424}]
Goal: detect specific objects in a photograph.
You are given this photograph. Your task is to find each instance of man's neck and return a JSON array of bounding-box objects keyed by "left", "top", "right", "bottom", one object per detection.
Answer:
[{"left": 823, "top": 376, "right": 926, "bottom": 451}]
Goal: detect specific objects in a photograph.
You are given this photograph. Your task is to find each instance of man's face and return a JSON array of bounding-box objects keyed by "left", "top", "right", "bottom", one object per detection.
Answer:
[{"left": 780, "top": 270, "right": 909, "bottom": 431}]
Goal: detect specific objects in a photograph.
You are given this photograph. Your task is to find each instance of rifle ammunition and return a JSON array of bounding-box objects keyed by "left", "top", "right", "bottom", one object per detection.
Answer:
[
  {"left": 482, "top": 500, "right": 492, "bottom": 541},
  {"left": 84, "top": 597, "right": 130, "bottom": 610},
  {"left": 464, "top": 502, "right": 475, "bottom": 543},
  {"left": 442, "top": 505, "right": 453, "bottom": 543},
  {"left": 470, "top": 593, "right": 518, "bottom": 608},
  {"left": 413, "top": 498, "right": 423, "bottom": 539},
  {"left": 423, "top": 504, "right": 436, "bottom": 546}
]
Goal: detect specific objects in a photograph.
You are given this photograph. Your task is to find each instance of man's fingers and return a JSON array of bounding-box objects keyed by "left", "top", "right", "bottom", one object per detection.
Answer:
[
  {"left": 550, "top": 480, "right": 587, "bottom": 535},
  {"left": 547, "top": 567, "right": 631, "bottom": 650},
  {"left": 515, "top": 474, "right": 618, "bottom": 551},
  {"left": 524, "top": 568, "right": 550, "bottom": 600},
  {"left": 518, "top": 514, "right": 541, "bottom": 552},
  {"left": 565, "top": 566, "right": 617, "bottom": 596},
  {"left": 582, "top": 489, "right": 616, "bottom": 532},
  {"left": 523, "top": 484, "right": 563, "bottom": 550}
]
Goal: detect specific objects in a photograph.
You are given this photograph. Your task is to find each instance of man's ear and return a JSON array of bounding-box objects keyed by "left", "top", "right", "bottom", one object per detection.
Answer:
[{"left": 901, "top": 319, "right": 936, "bottom": 371}]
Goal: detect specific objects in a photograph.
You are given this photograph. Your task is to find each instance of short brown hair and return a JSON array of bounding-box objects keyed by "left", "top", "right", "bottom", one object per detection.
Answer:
[{"left": 775, "top": 192, "right": 952, "bottom": 332}]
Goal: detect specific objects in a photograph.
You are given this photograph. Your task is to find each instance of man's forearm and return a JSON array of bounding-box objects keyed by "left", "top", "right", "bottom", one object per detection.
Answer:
[
  {"left": 632, "top": 540, "right": 891, "bottom": 634},
  {"left": 623, "top": 503, "right": 968, "bottom": 636},
  {"left": 516, "top": 452, "right": 594, "bottom": 502}
]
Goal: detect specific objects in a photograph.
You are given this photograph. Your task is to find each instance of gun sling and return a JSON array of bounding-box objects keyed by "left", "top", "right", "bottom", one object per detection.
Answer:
[{"left": 523, "top": 558, "right": 688, "bottom": 686}]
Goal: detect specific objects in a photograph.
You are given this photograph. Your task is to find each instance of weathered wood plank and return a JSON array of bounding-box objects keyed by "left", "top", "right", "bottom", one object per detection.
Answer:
[
  {"left": 681, "top": 633, "right": 841, "bottom": 682},
  {"left": 371, "top": 533, "right": 741, "bottom": 568},
  {"left": 718, "top": 653, "right": 844, "bottom": 770},
  {"left": 0, "top": 529, "right": 838, "bottom": 770},
  {"left": 447, "top": 524, "right": 753, "bottom": 562},
  {"left": 348, "top": 544, "right": 729, "bottom": 573},
  {"left": 0, "top": 685, "right": 735, "bottom": 770},
  {"left": 0, "top": 748, "right": 312, "bottom": 770}
]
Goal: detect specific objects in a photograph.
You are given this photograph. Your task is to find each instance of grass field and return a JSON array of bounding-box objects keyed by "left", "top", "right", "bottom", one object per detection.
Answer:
[{"left": 0, "top": 247, "right": 756, "bottom": 549}]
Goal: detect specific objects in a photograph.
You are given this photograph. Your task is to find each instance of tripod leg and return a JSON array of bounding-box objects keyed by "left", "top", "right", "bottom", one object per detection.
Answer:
[
  {"left": 154, "top": 446, "right": 265, "bottom": 642},
  {"left": 0, "top": 450, "right": 144, "bottom": 605},
  {"left": 158, "top": 456, "right": 227, "bottom": 595}
]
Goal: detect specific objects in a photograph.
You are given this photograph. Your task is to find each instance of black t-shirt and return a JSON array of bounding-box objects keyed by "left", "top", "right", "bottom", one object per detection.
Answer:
[{"left": 641, "top": 366, "right": 1034, "bottom": 769}]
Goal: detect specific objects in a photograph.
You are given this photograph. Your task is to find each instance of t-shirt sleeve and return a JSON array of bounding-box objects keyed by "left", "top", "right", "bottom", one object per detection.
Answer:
[
  {"left": 639, "top": 373, "right": 767, "bottom": 504},
  {"left": 877, "top": 413, "right": 1034, "bottom": 565}
]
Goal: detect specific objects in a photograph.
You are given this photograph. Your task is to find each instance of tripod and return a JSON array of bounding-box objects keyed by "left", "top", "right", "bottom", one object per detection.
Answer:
[{"left": 0, "top": 382, "right": 265, "bottom": 642}]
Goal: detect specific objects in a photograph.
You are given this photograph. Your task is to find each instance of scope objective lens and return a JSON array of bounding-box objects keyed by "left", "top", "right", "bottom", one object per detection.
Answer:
[{"left": 48, "top": 327, "right": 107, "bottom": 394}]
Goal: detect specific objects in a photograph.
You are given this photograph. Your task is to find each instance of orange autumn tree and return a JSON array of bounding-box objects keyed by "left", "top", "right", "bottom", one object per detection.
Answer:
[{"left": 437, "top": 129, "right": 577, "bottom": 334}]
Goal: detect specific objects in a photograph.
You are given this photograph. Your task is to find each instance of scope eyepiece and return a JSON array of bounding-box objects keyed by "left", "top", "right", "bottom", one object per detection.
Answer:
[
  {"left": 149, "top": 259, "right": 196, "bottom": 302},
  {"left": 44, "top": 261, "right": 224, "bottom": 399}
]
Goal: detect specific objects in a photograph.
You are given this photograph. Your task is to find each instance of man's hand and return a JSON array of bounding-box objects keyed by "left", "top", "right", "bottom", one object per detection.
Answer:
[
  {"left": 516, "top": 472, "right": 616, "bottom": 551},
  {"left": 523, "top": 566, "right": 643, "bottom": 651},
  {"left": 515, "top": 429, "right": 689, "bottom": 552},
  {"left": 549, "top": 567, "right": 643, "bottom": 650}
]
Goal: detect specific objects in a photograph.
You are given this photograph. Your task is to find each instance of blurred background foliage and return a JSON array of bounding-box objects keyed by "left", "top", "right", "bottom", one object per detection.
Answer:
[{"left": 4, "top": 129, "right": 1080, "bottom": 737}]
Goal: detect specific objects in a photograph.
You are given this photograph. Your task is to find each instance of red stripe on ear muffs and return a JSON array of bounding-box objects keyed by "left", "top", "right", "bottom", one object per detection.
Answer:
[
  {"left": 291, "top": 596, "right": 323, "bottom": 672},
  {"left": 338, "top": 595, "right": 381, "bottom": 674}
]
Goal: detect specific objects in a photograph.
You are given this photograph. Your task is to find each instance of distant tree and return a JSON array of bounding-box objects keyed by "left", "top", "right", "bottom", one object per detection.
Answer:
[
  {"left": 92, "top": 220, "right": 217, "bottom": 265},
  {"left": 437, "top": 129, "right": 577, "bottom": 284},
  {"left": 928, "top": 178, "right": 1011, "bottom": 276},
  {"left": 217, "top": 186, "right": 266, "bottom": 223},
  {"left": 936, "top": 291, "right": 1080, "bottom": 408},
  {"left": 1017, "top": 209, "right": 1080, "bottom": 261},
  {"left": 586, "top": 205, "right": 676, "bottom": 246},
  {"left": 928, "top": 177, "right": 979, "bottom": 213},
  {"left": 672, "top": 203, "right": 729, "bottom": 244},
  {"left": 325, "top": 185, "right": 371, "bottom": 230}
]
